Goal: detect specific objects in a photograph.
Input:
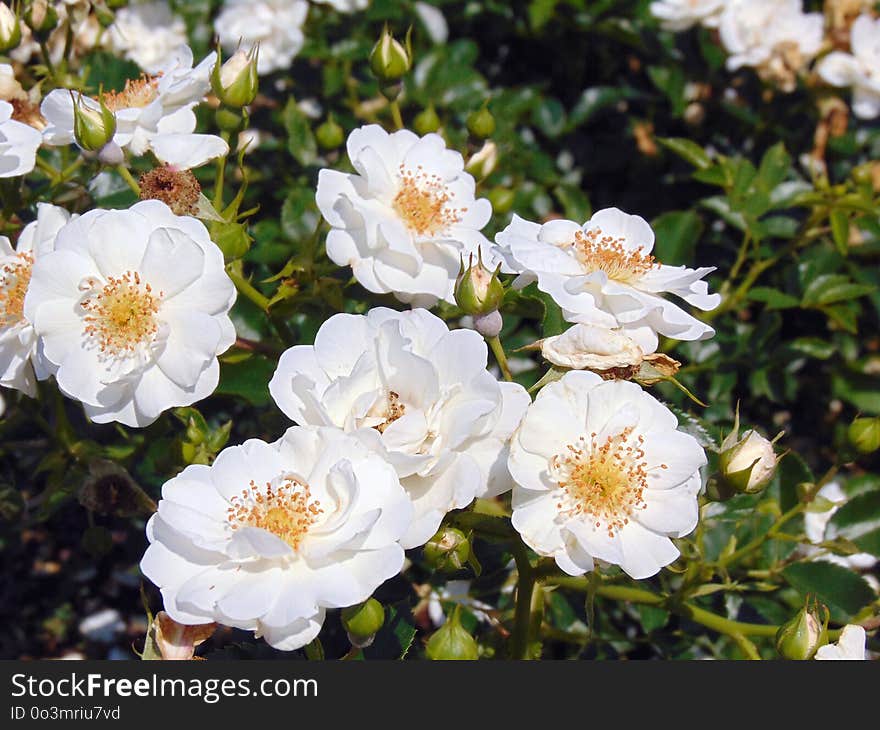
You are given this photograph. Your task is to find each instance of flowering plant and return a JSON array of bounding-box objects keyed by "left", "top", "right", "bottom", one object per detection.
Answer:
[{"left": 0, "top": 0, "right": 877, "bottom": 662}]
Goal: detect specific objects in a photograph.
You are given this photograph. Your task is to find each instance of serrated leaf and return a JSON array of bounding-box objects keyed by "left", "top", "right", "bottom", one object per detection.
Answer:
[
  {"left": 828, "top": 490, "right": 880, "bottom": 546},
  {"left": 362, "top": 603, "right": 417, "bottom": 660},
  {"left": 782, "top": 561, "right": 874, "bottom": 619}
]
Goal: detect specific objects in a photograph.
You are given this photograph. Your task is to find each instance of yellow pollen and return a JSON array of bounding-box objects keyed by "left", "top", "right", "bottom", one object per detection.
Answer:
[
  {"left": 374, "top": 390, "right": 406, "bottom": 434},
  {"left": 100, "top": 75, "right": 160, "bottom": 111},
  {"left": 81, "top": 271, "right": 162, "bottom": 357},
  {"left": 392, "top": 164, "right": 465, "bottom": 237},
  {"left": 0, "top": 252, "right": 33, "bottom": 329},
  {"left": 550, "top": 427, "right": 659, "bottom": 537},
  {"left": 571, "top": 228, "right": 657, "bottom": 284},
  {"left": 226, "top": 477, "right": 323, "bottom": 552}
]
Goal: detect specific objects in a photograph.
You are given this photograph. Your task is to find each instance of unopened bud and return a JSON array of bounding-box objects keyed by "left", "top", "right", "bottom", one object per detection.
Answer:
[
  {"left": 718, "top": 428, "right": 779, "bottom": 495},
  {"left": 215, "top": 106, "right": 245, "bottom": 134},
  {"left": 474, "top": 310, "right": 503, "bottom": 339},
  {"left": 369, "top": 25, "right": 411, "bottom": 83},
  {"left": 776, "top": 600, "right": 828, "bottom": 660},
  {"left": 212, "top": 46, "right": 259, "bottom": 108},
  {"left": 454, "top": 252, "right": 504, "bottom": 316},
  {"left": 467, "top": 104, "right": 495, "bottom": 139},
  {"left": 465, "top": 140, "right": 498, "bottom": 180},
  {"left": 413, "top": 104, "right": 440, "bottom": 135},
  {"left": 0, "top": 3, "right": 22, "bottom": 53},
  {"left": 426, "top": 605, "right": 478, "bottom": 660},
  {"left": 341, "top": 598, "right": 385, "bottom": 649},
  {"left": 96, "top": 141, "right": 124, "bottom": 166},
  {"left": 848, "top": 416, "right": 880, "bottom": 454},
  {"left": 315, "top": 115, "right": 344, "bottom": 150},
  {"left": 424, "top": 527, "right": 471, "bottom": 573},
  {"left": 153, "top": 612, "right": 216, "bottom": 660},
  {"left": 73, "top": 94, "right": 117, "bottom": 152},
  {"left": 24, "top": 0, "right": 58, "bottom": 39}
]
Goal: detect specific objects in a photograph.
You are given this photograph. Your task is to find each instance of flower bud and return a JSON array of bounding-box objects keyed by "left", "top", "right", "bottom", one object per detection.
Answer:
[
  {"left": 467, "top": 104, "right": 496, "bottom": 139},
  {"left": 474, "top": 310, "right": 503, "bottom": 339},
  {"left": 426, "top": 605, "right": 478, "bottom": 660},
  {"left": 718, "top": 425, "right": 779, "bottom": 495},
  {"left": 413, "top": 104, "right": 440, "bottom": 135},
  {"left": 0, "top": 3, "right": 22, "bottom": 53},
  {"left": 215, "top": 106, "right": 245, "bottom": 134},
  {"left": 776, "top": 600, "right": 828, "bottom": 660},
  {"left": 24, "top": 0, "right": 58, "bottom": 39},
  {"left": 848, "top": 416, "right": 880, "bottom": 454},
  {"left": 341, "top": 598, "right": 385, "bottom": 649},
  {"left": 465, "top": 140, "right": 498, "bottom": 180},
  {"left": 211, "top": 46, "right": 259, "bottom": 109},
  {"left": 454, "top": 252, "right": 504, "bottom": 316},
  {"left": 315, "top": 115, "right": 344, "bottom": 150},
  {"left": 424, "top": 527, "right": 471, "bottom": 573},
  {"left": 96, "top": 141, "right": 124, "bottom": 166},
  {"left": 153, "top": 612, "right": 216, "bottom": 660},
  {"left": 72, "top": 93, "right": 117, "bottom": 152},
  {"left": 369, "top": 25, "right": 411, "bottom": 83}
]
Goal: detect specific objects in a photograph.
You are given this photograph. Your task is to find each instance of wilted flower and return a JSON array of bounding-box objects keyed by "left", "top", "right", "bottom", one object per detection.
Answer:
[
  {"left": 815, "top": 624, "right": 868, "bottom": 660},
  {"left": 818, "top": 14, "right": 880, "bottom": 120},
  {"left": 141, "top": 428, "right": 412, "bottom": 650},
  {"left": 152, "top": 611, "right": 216, "bottom": 660},
  {"left": 316, "top": 125, "right": 498, "bottom": 307},
  {"left": 509, "top": 371, "right": 706, "bottom": 579},
  {"left": 269, "top": 308, "right": 530, "bottom": 548},
  {"left": 24, "top": 200, "right": 236, "bottom": 427},
  {"left": 494, "top": 208, "right": 720, "bottom": 352},
  {"left": 215, "top": 0, "right": 308, "bottom": 75},
  {"left": 536, "top": 324, "right": 645, "bottom": 373}
]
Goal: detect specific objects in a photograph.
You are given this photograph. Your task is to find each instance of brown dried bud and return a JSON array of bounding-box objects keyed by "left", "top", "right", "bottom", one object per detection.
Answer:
[{"left": 139, "top": 165, "right": 201, "bottom": 216}]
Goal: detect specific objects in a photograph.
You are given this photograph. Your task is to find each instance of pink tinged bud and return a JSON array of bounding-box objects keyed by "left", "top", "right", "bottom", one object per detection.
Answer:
[{"left": 154, "top": 612, "right": 216, "bottom": 661}]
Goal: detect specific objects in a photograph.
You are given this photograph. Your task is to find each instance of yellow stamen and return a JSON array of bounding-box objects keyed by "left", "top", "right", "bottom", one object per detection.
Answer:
[
  {"left": 0, "top": 252, "right": 34, "bottom": 329},
  {"left": 571, "top": 228, "right": 657, "bottom": 284},
  {"left": 100, "top": 75, "right": 160, "bottom": 112},
  {"left": 392, "top": 164, "right": 465, "bottom": 237},
  {"left": 81, "top": 271, "right": 162, "bottom": 357}
]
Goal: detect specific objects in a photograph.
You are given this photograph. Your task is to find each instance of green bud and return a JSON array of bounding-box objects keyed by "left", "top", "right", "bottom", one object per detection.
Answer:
[
  {"left": 92, "top": 1, "right": 115, "bottom": 28},
  {"left": 315, "top": 115, "right": 344, "bottom": 150},
  {"left": 413, "top": 104, "right": 441, "bottom": 135},
  {"left": 0, "top": 4, "right": 22, "bottom": 53},
  {"left": 487, "top": 187, "right": 515, "bottom": 214},
  {"left": 467, "top": 104, "right": 496, "bottom": 139},
  {"left": 24, "top": 0, "right": 58, "bottom": 39},
  {"left": 369, "top": 25, "right": 411, "bottom": 83},
  {"left": 426, "top": 606, "right": 479, "bottom": 660},
  {"left": 424, "top": 527, "right": 471, "bottom": 573},
  {"left": 848, "top": 416, "right": 880, "bottom": 454},
  {"left": 454, "top": 251, "right": 505, "bottom": 316},
  {"left": 211, "top": 46, "right": 260, "bottom": 109},
  {"left": 341, "top": 598, "right": 385, "bottom": 648},
  {"left": 72, "top": 93, "right": 117, "bottom": 152},
  {"left": 776, "top": 599, "right": 828, "bottom": 660},
  {"left": 215, "top": 106, "right": 245, "bottom": 134}
]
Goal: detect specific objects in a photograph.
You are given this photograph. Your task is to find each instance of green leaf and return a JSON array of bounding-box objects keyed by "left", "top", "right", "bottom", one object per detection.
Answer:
[
  {"left": 782, "top": 561, "right": 874, "bottom": 619},
  {"left": 657, "top": 136, "right": 712, "bottom": 170},
  {"left": 637, "top": 604, "right": 669, "bottom": 633},
  {"left": 755, "top": 142, "right": 791, "bottom": 194},
  {"left": 284, "top": 98, "right": 318, "bottom": 166},
  {"left": 651, "top": 210, "right": 703, "bottom": 265},
  {"left": 828, "top": 490, "right": 880, "bottom": 548},
  {"left": 747, "top": 287, "right": 800, "bottom": 310},
  {"left": 832, "top": 371, "right": 880, "bottom": 415},
  {"left": 788, "top": 337, "right": 836, "bottom": 359},
  {"left": 801, "top": 274, "right": 874, "bottom": 307},
  {"left": 362, "top": 603, "right": 418, "bottom": 660},
  {"left": 830, "top": 210, "right": 850, "bottom": 256},
  {"left": 216, "top": 355, "right": 276, "bottom": 406}
]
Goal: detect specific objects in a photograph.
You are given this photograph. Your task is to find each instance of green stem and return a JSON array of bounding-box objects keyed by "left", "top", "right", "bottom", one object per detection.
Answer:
[
  {"left": 389, "top": 100, "right": 404, "bottom": 131},
  {"left": 116, "top": 165, "right": 141, "bottom": 196},
  {"left": 214, "top": 150, "right": 227, "bottom": 210},
  {"left": 39, "top": 40, "right": 58, "bottom": 81},
  {"left": 226, "top": 264, "right": 271, "bottom": 311},
  {"left": 487, "top": 335, "right": 513, "bottom": 382},
  {"left": 509, "top": 541, "right": 538, "bottom": 660},
  {"left": 35, "top": 156, "right": 60, "bottom": 181},
  {"left": 717, "top": 502, "right": 806, "bottom": 570}
]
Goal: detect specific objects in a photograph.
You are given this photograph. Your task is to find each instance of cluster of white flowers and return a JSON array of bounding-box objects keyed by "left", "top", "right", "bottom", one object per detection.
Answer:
[
  {"left": 651, "top": 0, "right": 880, "bottom": 111},
  {"left": 107, "top": 1, "right": 190, "bottom": 75}
]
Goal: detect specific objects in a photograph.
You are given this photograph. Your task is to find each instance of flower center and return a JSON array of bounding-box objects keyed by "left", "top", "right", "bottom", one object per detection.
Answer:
[
  {"left": 0, "top": 252, "right": 34, "bottom": 329},
  {"left": 392, "top": 165, "right": 465, "bottom": 237},
  {"left": 374, "top": 390, "right": 406, "bottom": 433},
  {"left": 550, "top": 427, "right": 661, "bottom": 537},
  {"left": 100, "top": 75, "right": 160, "bottom": 111},
  {"left": 80, "top": 271, "right": 162, "bottom": 357},
  {"left": 571, "top": 228, "right": 657, "bottom": 284},
  {"left": 226, "top": 476, "right": 323, "bottom": 552}
]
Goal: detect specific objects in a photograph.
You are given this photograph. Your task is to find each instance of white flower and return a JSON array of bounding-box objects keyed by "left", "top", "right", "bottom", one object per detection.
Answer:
[
  {"left": 23, "top": 200, "right": 236, "bottom": 427},
  {"left": 215, "top": 0, "right": 309, "bottom": 75},
  {"left": 268, "top": 307, "right": 530, "bottom": 549},
  {"left": 0, "top": 204, "right": 73, "bottom": 397},
  {"left": 107, "top": 1, "right": 189, "bottom": 74},
  {"left": 804, "top": 481, "right": 878, "bottom": 572},
  {"left": 817, "top": 14, "right": 880, "bottom": 120},
  {"left": 539, "top": 324, "right": 645, "bottom": 371},
  {"left": 0, "top": 100, "right": 41, "bottom": 178},
  {"left": 719, "top": 0, "right": 824, "bottom": 92},
  {"left": 650, "top": 0, "right": 725, "bottom": 32},
  {"left": 141, "top": 427, "right": 412, "bottom": 651},
  {"left": 495, "top": 208, "right": 720, "bottom": 352},
  {"left": 40, "top": 46, "right": 226, "bottom": 168},
  {"left": 312, "top": 0, "right": 369, "bottom": 12},
  {"left": 316, "top": 125, "right": 495, "bottom": 307},
  {"left": 427, "top": 580, "right": 494, "bottom": 627},
  {"left": 815, "top": 624, "right": 867, "bottom": 660},
  {"left": 509, "top": 370, "right": 706, "bottom": 579}
]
